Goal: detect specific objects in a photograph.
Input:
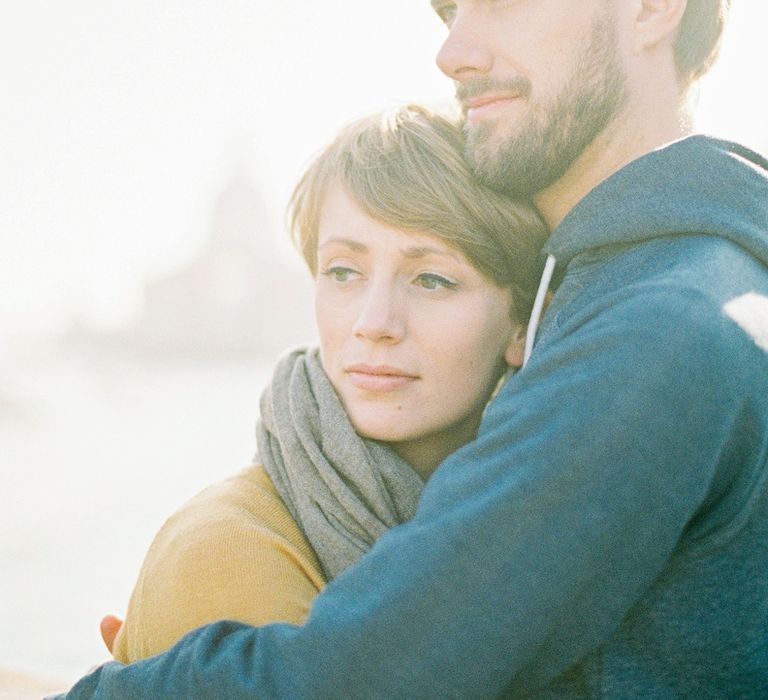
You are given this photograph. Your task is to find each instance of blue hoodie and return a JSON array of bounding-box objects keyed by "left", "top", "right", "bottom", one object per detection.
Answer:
[{"left": 54, "top": 136, "right": 768, "bottom": 699}]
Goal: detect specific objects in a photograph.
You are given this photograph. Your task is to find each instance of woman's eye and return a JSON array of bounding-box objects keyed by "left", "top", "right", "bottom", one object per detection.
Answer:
[
  {"left": 320, "top": 266, "right": 359, "bottom": 283},
  {"left": 415, "top": 272, "right": 459, "bottom": 291}
]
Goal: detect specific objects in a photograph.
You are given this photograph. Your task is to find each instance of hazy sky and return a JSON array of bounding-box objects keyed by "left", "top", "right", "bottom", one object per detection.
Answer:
[{"left": 2, "top": 1, "right": 766, "bottom": 334}]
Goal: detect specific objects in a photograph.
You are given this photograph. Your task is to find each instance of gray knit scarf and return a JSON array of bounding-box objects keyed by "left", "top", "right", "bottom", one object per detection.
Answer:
[{"left": 256, "top": 347, "right": 424, "bottom": 580}]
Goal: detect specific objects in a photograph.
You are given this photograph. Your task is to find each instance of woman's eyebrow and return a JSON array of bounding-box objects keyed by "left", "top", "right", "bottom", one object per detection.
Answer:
[
  {"left": 401, "top": 245, "right": 462, "bottom": 262},
  {"left": 317, "top": 239, "right": 461, "bottom": 263},
  {"left": 317, "top": 238, "right": 368, "bottom": 253}
]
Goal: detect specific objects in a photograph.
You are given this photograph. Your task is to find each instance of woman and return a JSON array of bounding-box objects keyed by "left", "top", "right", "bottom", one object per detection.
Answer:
[{"left": 108, "top": 104, "right": 546, "bottom": 662}]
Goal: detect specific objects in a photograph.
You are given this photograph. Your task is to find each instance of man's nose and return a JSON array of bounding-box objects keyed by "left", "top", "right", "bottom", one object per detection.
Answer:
[
  {"left": 435, "top": 8, "right": 493, "bottom": 80},
  {"left": 352, "top": 284, "right": 405, "bottom": 344}
]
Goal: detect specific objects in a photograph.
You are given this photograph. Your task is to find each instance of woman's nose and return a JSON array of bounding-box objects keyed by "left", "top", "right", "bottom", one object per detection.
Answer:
[
  {"left": 435, "top": 7, "right": 493, "bottom": 80},
  {"left": 352, "top": 284, "right": 405, "bottom": 344}
]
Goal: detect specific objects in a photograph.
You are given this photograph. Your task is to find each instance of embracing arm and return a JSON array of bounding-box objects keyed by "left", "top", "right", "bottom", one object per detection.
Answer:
[{"left": 54, "top": 289, "right": 763, "bottom": 698}]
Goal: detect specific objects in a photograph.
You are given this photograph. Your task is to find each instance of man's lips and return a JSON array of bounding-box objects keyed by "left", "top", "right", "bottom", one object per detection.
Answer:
[
  {"left": 464, "top": 93, "right": 522, "bottom": 121},
  {"left": 345, "top": 364, "right": 419, "bottom": 392}
]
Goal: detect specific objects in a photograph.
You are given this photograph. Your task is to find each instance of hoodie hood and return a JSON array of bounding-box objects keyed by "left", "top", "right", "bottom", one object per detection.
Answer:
[
  {"left": 544, "top": 135, "right": 768, "bottom": 270},
  {"left": 522, "top": 135, "right": 768, "bottom": 365}
]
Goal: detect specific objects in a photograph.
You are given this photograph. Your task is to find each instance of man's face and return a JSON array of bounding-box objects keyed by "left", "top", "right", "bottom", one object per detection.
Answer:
[{"left": 433, "top": 0, "right": 628, "bottom": 197}]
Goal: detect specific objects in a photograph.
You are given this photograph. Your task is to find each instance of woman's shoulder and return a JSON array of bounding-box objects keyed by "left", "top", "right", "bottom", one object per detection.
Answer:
[
  {"left": 178, "top": 464, "right": 287, "bottom": 523},
  {"left": 113, "top": 465, "right": 326, "bottom": 662},
  {"left": 158, "top": 464, "right": 323, "bottom": 577}
]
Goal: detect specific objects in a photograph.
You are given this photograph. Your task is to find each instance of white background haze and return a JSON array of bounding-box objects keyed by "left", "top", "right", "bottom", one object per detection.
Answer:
[{"left": 0, "top": 1, "right": 766, "bottom": 692}]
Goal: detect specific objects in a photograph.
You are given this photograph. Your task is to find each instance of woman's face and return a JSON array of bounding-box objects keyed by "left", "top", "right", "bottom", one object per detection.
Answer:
[{"left": 315, "top": 185, "right": 524, "bottom": 473}]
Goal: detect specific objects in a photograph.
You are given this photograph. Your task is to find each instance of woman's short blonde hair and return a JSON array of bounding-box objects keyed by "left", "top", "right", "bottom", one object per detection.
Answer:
[{"left": 288, "top": 104, "right": 547, "bottom": 323}]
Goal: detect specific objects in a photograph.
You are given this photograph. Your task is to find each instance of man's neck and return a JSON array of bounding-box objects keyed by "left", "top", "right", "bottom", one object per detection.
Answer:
[{"left": 534, "top": 102, "right": 691, "bottom": 231}]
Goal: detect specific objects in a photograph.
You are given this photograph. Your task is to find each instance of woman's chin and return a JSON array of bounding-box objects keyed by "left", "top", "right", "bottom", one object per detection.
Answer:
[{"left": 354, "top": 423, "right": 411, "bottom": 444}]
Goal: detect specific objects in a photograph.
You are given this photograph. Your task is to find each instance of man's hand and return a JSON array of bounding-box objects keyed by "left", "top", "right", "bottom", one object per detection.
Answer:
[{"left": 99, "top": 615, "right": 123, "bottom": 654}]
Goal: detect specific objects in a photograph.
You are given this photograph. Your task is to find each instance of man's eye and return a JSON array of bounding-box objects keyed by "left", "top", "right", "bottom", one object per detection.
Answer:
[{"left": 415, "top": 273, "right": 459, "bottom": 291}]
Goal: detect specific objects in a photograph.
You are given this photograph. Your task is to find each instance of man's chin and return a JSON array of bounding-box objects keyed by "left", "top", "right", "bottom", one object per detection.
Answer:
[
  {"left": 464, "top": 135, "right": 519, "bottom": 193},
  {"left": 464, "top": 126, "right": 507, "bottom": 170}
]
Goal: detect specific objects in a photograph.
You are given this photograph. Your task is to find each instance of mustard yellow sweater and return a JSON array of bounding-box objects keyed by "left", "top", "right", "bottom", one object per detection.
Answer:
[{"left": 112, "top": 465, "right": 326, "bottom": 663}]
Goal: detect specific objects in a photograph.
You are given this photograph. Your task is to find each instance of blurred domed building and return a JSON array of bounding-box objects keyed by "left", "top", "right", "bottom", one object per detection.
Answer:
[{"left": 129, "top": 174, "right": 315, "bottom": 359}]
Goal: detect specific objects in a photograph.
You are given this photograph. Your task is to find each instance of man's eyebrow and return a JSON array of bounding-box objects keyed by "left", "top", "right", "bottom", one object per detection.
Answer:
[{"left": 318, "top": 238, "right": 368, "bottom": 253}]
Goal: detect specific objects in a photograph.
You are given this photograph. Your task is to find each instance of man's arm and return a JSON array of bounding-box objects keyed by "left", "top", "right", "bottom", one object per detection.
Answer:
[{"left": 52, "top": 288, "right": 759, "bottom": 699}]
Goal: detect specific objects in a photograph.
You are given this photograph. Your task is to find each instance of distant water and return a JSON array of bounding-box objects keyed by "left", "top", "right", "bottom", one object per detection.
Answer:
[{"left": 0, "top": 337, "right": 276, "bottom": 688}]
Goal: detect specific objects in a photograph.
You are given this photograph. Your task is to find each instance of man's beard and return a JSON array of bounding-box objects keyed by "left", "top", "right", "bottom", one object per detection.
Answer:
[{"left": 461, "top": 13, "right": 627, "bottom": 198}]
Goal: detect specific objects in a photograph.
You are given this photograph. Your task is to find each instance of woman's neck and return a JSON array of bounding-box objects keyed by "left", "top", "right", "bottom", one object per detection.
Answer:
[{"left": 390, "top": 417, "right": 480, "bottom": 482}]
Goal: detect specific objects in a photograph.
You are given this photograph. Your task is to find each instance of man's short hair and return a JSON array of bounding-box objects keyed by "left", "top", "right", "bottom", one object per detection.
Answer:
[{"left": 675, "top": 0, "right": 731, "bottom": 85}]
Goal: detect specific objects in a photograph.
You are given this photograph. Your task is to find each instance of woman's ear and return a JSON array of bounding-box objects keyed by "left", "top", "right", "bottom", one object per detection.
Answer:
[
  {"left": 507, "top": 291, "right": 554, "bottom": 368},
  {"left": 504, "top": 324, "right": 527, "bottom": 369}
]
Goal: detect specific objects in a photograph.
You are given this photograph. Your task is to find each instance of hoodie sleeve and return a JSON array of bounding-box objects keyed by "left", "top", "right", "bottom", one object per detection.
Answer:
[{"left": 52, "top": 284, "right": 760, "bottom": 699}]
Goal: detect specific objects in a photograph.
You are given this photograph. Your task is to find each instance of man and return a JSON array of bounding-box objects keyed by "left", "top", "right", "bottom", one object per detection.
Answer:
[{"left": 54, "top": 1, "right": 768, "bottom": 697}]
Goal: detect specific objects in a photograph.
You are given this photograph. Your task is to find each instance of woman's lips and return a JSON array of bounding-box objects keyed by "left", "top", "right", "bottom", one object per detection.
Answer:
[{"left": 345, "top": 365, "right": 418, "bottom": 392}]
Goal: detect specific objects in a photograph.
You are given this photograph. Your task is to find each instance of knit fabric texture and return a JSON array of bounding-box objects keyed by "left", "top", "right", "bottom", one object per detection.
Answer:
[{"left": 257, "top": 347, "right": 424, "bottom": 579}]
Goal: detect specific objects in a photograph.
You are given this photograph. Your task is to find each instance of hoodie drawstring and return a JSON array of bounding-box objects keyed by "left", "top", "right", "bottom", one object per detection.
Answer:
[{"left": 523, "top": 254, "right": 556, "bottom": 367}]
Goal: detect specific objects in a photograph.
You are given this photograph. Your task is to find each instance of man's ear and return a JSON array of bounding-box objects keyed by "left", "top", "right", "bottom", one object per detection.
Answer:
[
  {"left": 634, "top": 0, "right": 688, "bottom": 52},
  {"left": 504, "top": 324, "right": 527, "bottom": 370}
]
